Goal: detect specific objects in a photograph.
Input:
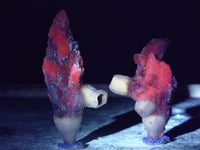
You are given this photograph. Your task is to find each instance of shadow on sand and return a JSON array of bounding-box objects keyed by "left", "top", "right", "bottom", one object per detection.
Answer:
[
  {"left": 79, "top": 110, "right": 141, "bottom": 144},
  {"left": 166, "top": 104, "right": 200, "bottom": 141}
]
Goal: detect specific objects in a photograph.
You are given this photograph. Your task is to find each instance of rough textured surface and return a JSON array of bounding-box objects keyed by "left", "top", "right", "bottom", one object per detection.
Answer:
[
  {"left": 42, "top": 10, "right": 84, "bottom": 117},
  {"left": 128, "top": 39, "right": 176, "bottom": 115},
  {"left": 0, "top": 85, "right": 200, "bottom": 149},
  {"left": 109, "top": 39, "right": 178, "bottom": 144}
]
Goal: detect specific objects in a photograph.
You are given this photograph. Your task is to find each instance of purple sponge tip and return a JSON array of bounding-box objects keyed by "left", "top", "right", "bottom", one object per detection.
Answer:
[
  {"left": 58, "top": 142, "right": 84, "bottom": 149},
  {"left": 142, "top": 136, "right": 170, "bottom": 145}
]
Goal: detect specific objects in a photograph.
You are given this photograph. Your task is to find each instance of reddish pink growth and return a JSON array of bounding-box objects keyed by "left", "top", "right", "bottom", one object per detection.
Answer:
[
  {"left": 42, "top": 10, "right": 84, "bottom": 117},
  {"left": 48, "top": 10, "right": 70, "bottom": 58},
  {"left": 128, "top": 39, "right": 176, "bottom": 115},
  {"left": 71, "top": 68, "right": 82, "bottom": 84},
  {"left": 43, "top": 57, "right": 59, "bottom": 79}
]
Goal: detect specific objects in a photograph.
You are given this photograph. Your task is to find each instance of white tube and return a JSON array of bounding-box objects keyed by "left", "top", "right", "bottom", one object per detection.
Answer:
[
  {"left": 80, "top": 84, "right": 108, "bottom": 108},
  {"left": 109, "top": 74, "right": 130, "bottom": 96}
]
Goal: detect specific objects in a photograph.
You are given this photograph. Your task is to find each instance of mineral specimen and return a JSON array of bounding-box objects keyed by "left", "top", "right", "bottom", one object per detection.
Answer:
[
  {"left": 109, "top": 39, "right": 177, "bottom": 145},
  {"left": 42, "top": 10, "right": 107, "bottom": 148},
  {"left": 43, "top": 10, "right": 84, "bottom": 118}
]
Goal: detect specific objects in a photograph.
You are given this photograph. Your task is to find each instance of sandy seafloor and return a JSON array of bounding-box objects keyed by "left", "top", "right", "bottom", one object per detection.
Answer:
[{"left": 0, "top": 85, "right": 200, "bottom": 150}]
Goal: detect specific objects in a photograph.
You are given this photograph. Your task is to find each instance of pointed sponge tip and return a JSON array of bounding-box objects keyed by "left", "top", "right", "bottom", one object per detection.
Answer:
[
  {"left": 80, "top": 84, "right": 108, "bottom": 108},
  {"left": 109, "top": 74, "right": 130, "bottom": 96}
]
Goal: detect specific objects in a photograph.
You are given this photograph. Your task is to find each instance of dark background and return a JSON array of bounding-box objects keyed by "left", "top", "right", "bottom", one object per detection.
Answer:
[{"left": 1, "top": 0, "right": 200, "bottom": 85}]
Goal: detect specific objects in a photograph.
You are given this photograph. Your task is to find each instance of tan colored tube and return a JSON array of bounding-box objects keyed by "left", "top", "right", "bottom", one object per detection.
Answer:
[
  {"left": 109, "top": 74, "right": 130, "bottom": 96},
  {"left": 80, "top": 84, "right": 108, "bottom": 108}
]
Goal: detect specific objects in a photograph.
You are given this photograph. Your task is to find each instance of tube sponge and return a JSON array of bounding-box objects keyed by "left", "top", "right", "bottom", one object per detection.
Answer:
[
  {"left": 81, "top": 84, "right": 108, "bottom": 108},
  {"left": 109, "top": 74, "right": 130, "bottom": 96}
]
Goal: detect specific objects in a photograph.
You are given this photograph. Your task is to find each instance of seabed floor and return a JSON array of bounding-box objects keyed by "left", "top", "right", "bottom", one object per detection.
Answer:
[{"left": 0, "top": 84, "right": 200, "bottom": 150}]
